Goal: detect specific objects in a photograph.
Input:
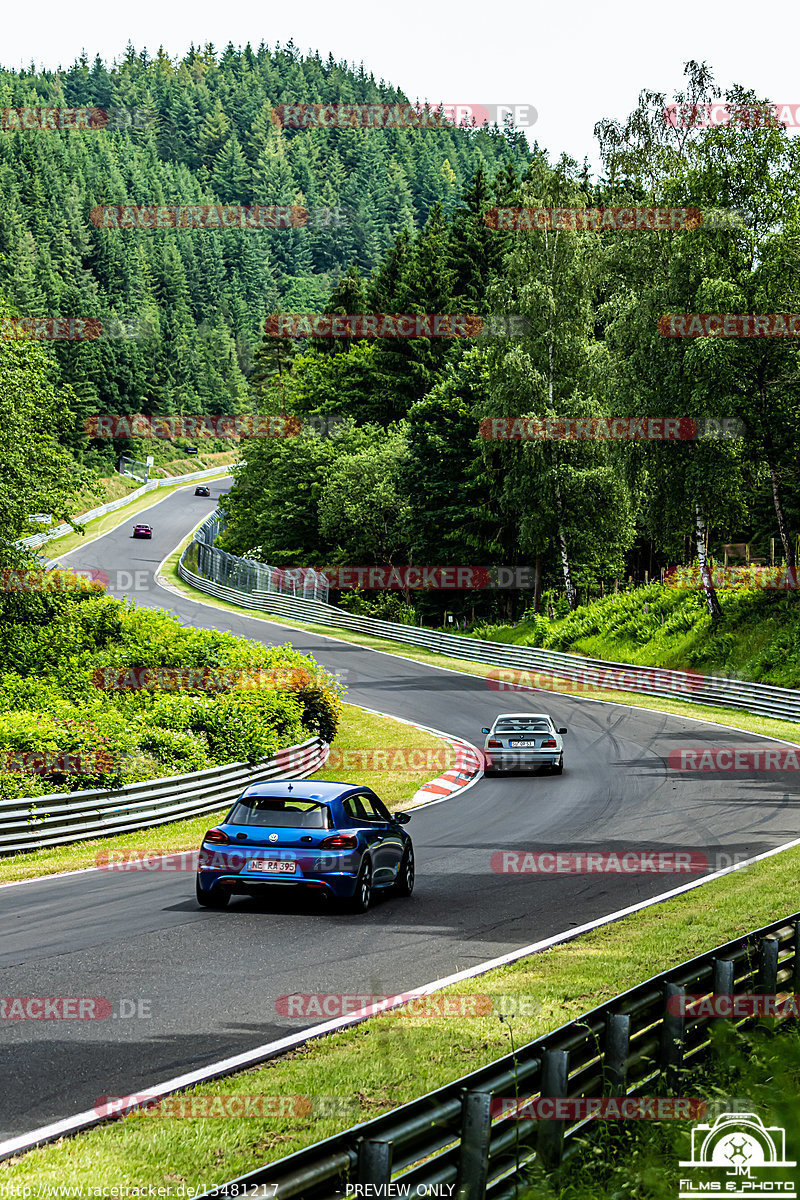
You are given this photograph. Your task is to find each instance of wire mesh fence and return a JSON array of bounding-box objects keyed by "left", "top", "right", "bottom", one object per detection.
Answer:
[{"left": 191, "top": 513, "right": 329, "bottom": 602}]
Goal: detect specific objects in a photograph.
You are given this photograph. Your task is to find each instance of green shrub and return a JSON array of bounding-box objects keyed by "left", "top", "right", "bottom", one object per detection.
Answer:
[
  {"left": 0, "top": 579, "right": 344, "bottom": 797},
  {"left": 135, "top": 728, "right": 211, "bottom": 775}
]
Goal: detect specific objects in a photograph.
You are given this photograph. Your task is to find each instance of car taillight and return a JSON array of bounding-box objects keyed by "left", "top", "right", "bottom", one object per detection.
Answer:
[
  {"left": 541, "top": 739, "right": 557, "bottom": 747},
  {"left": 487, "top": 740, "right": 502, "bottom": 748},
  {"left": 320, "top": 835, "right": 358, "bottom": 849},
  {"left": 204, "top": 828, "right": 230, "bottom": 845}
]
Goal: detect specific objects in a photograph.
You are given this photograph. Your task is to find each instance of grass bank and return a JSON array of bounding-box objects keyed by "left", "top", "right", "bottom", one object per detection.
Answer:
[
  {"left": 471, "top": 584, "right": 800, "bottom": 689},
  {"left": 5, "top": 841, "right": 800, "bottom": 1192}
]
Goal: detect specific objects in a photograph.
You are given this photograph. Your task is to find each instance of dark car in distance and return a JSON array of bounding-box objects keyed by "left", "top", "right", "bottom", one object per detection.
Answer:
[{"left": 194, "top": 486, "right": 211, "bottom": 497}]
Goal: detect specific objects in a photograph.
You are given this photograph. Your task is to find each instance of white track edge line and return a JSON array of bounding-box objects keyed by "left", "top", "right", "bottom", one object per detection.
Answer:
[{"left": 4, "top": 830, "right": 800, "bottom": 1160}]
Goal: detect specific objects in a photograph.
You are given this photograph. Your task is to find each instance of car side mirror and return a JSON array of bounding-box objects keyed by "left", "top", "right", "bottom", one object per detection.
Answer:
[
  {"left": 394, "top": 812, "right": 411, "bottom": 824},
  {"left": 558, "top": 727, "right": 567, "bottom": 734},
  {"left": 481, "top": 727, "right": 490, "bottom": 735}
]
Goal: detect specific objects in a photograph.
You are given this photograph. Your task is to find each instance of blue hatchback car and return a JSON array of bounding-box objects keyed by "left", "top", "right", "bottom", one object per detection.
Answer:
[{"left": 195, "top": 780, "right": 414, "bottom": 913}]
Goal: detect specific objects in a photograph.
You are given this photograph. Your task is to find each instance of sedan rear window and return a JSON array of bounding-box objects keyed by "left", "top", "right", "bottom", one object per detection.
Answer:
[
  {"left": 495, "top": 720, "right": 551, "bottom": 733},
  {"left": 228, "top": 797, "right": 331, "bottom": 828}
]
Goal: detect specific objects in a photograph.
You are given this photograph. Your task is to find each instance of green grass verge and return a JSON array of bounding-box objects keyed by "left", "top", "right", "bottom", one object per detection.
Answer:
[
  {"left": 5, "top": 840, "right": 800, "bottom": 1193},
  {"left": 0, "top": 704, "right": 451, "bottom": 885}
]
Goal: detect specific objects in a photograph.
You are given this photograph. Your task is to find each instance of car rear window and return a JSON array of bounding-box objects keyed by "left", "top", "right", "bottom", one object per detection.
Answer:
[
  {"left": 227, "top": 797, "right": 331, "bottom": 828},
  {"left": 495, "top": 720, "right": 551, "bottom": 733}
]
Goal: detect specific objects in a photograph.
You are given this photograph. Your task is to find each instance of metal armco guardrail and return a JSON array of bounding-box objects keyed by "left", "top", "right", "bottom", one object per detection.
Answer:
[
  {"left": 179, "top": 518, "right": 800, "bottom": 725},
  {"left": 202, "top": 911, "right": 800, "bottom": 1199},
  {"left": 18, "top": 465, "right": 234, "bottom": 550},
  {"left": 0, "top": 736, "right": 327, "bottom": 856}
]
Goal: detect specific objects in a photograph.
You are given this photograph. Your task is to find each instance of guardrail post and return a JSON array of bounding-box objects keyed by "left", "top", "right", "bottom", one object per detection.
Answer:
[
  {"left": 660, "top": 983, "right": 685, "bottom": 1091},
  {"left": 357, "top": 1139, "right": 392, "bottom": 1184},
  {"left": 793, "top": 922, "right": 800, "bottom": 994},
  {"left": 455, "top": 1091, "right": 492, "bottom": 1200},
  {"left": 604, "top": 1013, "right": 630, "bottom": 1093},
  {"left": 758, "top": 937, "right": 779, "bottom": 995},
  {"left": 711, "top": 958, "right": 735, "bottom": 1031},
  {"left": 537, "top": 1049, "right": 569, "bottom": 1170}
]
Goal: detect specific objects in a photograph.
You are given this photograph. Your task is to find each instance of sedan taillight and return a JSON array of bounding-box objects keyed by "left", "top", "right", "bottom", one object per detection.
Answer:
[
  {"left": 487, "top": 739, "right": 502, "bottom": 748},
  {"left": 541, "top": 739, "right": 557, "bottom": 748},
  {"left": 204, "top": 828, "right": 230, "bottom": 845},
  {"left": 320, "top": 835, "right": 359, "bottom": 849}
]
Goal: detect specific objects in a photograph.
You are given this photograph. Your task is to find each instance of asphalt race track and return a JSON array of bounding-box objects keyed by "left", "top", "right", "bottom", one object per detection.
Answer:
[{"left": 3, "top": 479, "right": 800, "bottom": 1139}]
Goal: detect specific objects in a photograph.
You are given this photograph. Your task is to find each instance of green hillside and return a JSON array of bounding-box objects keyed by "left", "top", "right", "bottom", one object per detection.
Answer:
[
  {"left": 0, "top": 43, "right": 530, "bottom": 472},
  {"left": 472, "top": 583, "right": 800, "bottom": 687}
]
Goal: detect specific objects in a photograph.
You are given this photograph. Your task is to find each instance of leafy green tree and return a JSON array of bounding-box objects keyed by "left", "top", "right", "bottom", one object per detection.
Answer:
[
  {"left": 0, "top": 300, "right": 98, "bottom": 558},
  {"left": 318, "top": 426, "right": 411, "bottom": 565},
  {"left": 486, "top": 161, "right": 634, "bottom": 609}
]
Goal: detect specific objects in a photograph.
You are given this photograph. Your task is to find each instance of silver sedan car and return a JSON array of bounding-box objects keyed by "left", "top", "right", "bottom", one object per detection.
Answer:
[{"left": 481, "top": 713, "right": 567, "bottom": 774}]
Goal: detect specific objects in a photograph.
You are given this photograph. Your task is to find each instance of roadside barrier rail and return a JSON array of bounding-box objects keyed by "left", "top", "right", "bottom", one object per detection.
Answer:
[
  {"left": 200, "top": 910, "right": 800, "bottom": 1199},
  {"left": 0, "top": 737, "right": 327, "bottom": 856},
  {"left": 179, "top": 518, "right": 800, "bottom": 725}
]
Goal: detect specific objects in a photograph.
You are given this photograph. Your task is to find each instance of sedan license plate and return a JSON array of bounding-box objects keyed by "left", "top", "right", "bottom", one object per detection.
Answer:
[
  {"left": 509, "top": 740, "right": 536, "bottom": 747},
  {"left": 247, "top": 859, "right": 296, "bottom": 874}
]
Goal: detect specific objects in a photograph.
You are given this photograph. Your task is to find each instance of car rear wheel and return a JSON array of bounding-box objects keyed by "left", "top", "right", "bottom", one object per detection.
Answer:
[
  {"left": 393, "top": 847, "right": 415, "bottom": 897},
  {"left": 552, "top": 756, "right": 564, "bottom": 775},
  {"left": 196, "top": 879, "right": 229, "bottom": 909},
  {"left": 349, "top": 858, "right": 373, "bottom": 913}
]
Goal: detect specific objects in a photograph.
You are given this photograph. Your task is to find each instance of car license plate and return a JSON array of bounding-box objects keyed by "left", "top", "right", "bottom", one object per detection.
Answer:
[
  {"left": 247, "top": 859, "right": 296, "bottom": 874},
  {"left": 509, "top": 741, "right": 536, "bottom": 747}
]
